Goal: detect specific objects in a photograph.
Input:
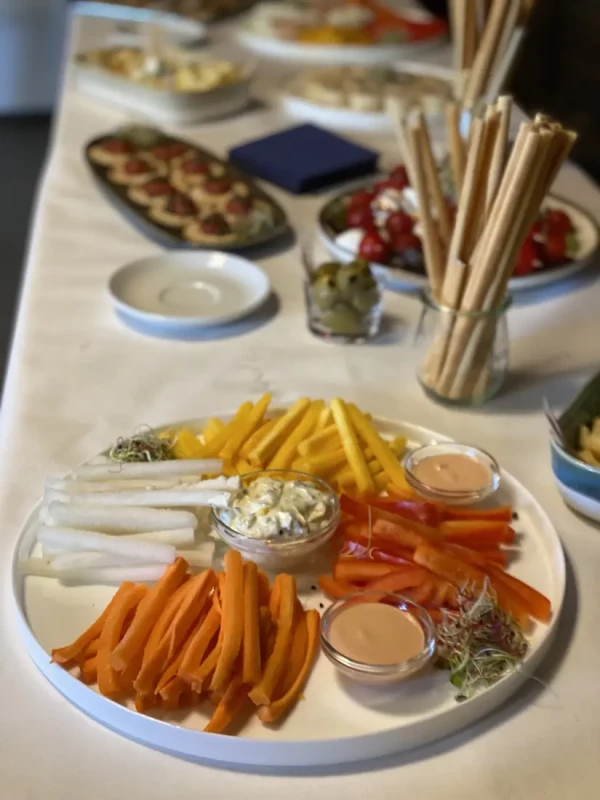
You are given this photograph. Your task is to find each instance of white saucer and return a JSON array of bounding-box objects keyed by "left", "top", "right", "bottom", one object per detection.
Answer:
[{"left": 109, "top": 251, "right": 271, "bottom": 336}]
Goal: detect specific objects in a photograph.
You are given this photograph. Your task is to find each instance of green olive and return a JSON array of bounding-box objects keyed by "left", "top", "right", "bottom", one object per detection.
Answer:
[
  {"left": 348, "top": 257, "right": 372, "bottom": 274},
  {"left": 351, "top": 286, "right": 380, "bottom": 313},
  {"left": 310, "top": 275, "right": 339, "bottom": 312},
  {"left": 336, "top": 265, "right": 377, "bottom": 300},
  {"left": 312, "top": 262, "right": 340, "bottom": 283},
  {"left": 321, "top": 304, "right": 363, "bottom": 336}
]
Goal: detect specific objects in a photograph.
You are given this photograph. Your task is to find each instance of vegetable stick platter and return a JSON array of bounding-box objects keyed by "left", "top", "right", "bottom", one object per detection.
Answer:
[{"left": 12, "top": 412, "right": 565, "bottom": 769}]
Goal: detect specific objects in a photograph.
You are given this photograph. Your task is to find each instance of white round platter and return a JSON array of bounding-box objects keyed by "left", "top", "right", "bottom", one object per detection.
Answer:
[
  {"left": 108, "top": 251, "right": 271, "bottom": 336},
  {"left": 237, "top": 27, "right": 444, "bottom": 65},
  {"left": 282, "top": 92, "right": 395, "bottom": 134},
  {"left": 12, "top": 414, "right": 565, "bottom": 769},
  {"left": 319, "top": 194, "right": 600, "bottom": 294}
]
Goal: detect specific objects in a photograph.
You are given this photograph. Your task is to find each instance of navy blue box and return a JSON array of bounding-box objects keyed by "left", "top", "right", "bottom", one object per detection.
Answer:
[{"left": 229, "top": 123, "right": 379, "bottom": 194}]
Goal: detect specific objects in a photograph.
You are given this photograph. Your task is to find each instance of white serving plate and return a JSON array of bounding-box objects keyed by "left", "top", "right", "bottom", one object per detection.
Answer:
[
  {"left": 74, "top": 2, "right": 207, "bottom": 48},
  {"left": 109, "top": 251, "right": 271, "bottom": 336},
  {"left": 319, "top": 194, "right": 600, "bottom": 294},
  {"left": 281, "top": 59, "right": 456, "bottom": 135},
  {"left": 74, "top": 56, "right": 254, "bottom": 126},
  {"left": 12, "top": 414, "right": 565, "bottom": 769},
  {"left": 237, "top": 26, "right": 445, "bottom": 66}
]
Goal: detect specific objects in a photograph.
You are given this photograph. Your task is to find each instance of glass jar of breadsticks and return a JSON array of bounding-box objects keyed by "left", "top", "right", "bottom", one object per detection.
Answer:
[
  {"left": 415, "top": 288, "right": 511, "bottom": 405},
  {"left": 390, "top": 95, "right": 576, "bottom": 405}
]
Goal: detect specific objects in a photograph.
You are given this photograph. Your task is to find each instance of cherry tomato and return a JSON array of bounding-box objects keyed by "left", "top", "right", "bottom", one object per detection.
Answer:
[
  {"left": 545, "top": 209, "right": 573, "bottom": 236},
  {"left": 347, "top": 204, "right": 375, "bottom": 229},
  {"left": 359, "top": 230, "right": 390, "bottom": 264},
  {"left": 543, "top": 233, "right": 567, "bottom": 263},
  {"left": 514, "top": 239, "right": 539, "bottom": 276},
  {"left": 389, "top": 232, "right": 421, "bottom": 254},
  {"left": 385, "top": 209, "right": 413, "bottom": 237},
  {"left": 389, "top": 165, "right": 409, "bottom": 189},
  {"left": 348, "top": 190, "right": 375, "bottom": 210}
]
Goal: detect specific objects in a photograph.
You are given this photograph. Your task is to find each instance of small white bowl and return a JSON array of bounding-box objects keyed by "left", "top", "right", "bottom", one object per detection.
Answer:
[{"left": 109, "top": 250, "right": 271, "bottom": 337}]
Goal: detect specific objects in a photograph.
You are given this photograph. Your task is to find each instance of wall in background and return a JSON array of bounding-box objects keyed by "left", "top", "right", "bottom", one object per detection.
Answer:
[{"left": 0, "top": 1, "right": 67, "bottom": 113}]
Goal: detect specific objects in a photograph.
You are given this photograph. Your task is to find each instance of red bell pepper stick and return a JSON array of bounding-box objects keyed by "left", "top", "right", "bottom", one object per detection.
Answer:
[
  {"left": 318, "top": 575, "right": 354, "bottom": 600},
  {"left": 333, "top": 558, "right": 408, "bottom": 584},
  {"left": 442, "top": 506, "right": 513, "bottom": 523},
  {"left": 486, "top": 565, "right": 551, "bottom": 623},
  {"left": 361, "top": 494, "right": 442, "bottom": 527}
]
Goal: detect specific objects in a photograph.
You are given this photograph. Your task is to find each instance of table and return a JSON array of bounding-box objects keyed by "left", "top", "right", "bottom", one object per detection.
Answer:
[{"left": 1, "top": 12, "right": 600, "bottom": 800}]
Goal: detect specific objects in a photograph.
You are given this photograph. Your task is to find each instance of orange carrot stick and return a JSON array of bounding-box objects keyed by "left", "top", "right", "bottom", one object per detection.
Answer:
[
  {"left": 156, "top": 605, "right": 215, "bottom": 698},
  {"left": 210, "top": 551, "right": 244, "bottom": 692},
  {"left": 268, "top": 574, "right": 283, "bottom": 618},
  {"left": 204, "top": 676, "right": 249, "bottom": 734},
  {"left": 97, "top": 583, "right": 148, "bottom": 697},
  {"left": 249, "top": 574, "right": 296, "bottom": 706},
  {"left": 82, "top": 638, "right": 99, "bottom": 660},
  {"left": 277, "top": 612, "right": 308, "bottom": 697},
  {"left": 135, "top": 570, "right": 215, "bottom": 695},
  {"left": 257, "top": 570, "right": 271, "bottom": 606},
  {"left": 257, "top": 610, "right": 320, "bottom": 724},
  {"left": 188, "top": 645, "right": 222, "bottom": 692},
  {"left": 242, "top": 562, "right": 261, "bottom": 685},
  {"left": 110, "top": 558, "right": 188, "bottom": 673},
  {"left": 80, "top": 655, "right": 98, "bottom": 685},
  {"left": 177, "top": 604, "right": 221, "bottom": 683},
  {"left": 52, "top": 582, "right": 135, "bottom": 665}
]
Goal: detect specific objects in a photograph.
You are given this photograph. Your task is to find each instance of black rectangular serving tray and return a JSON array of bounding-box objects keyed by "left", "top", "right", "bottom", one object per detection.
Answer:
[{"left": 84, "top": 128, "right": 290, "bottom": 251}]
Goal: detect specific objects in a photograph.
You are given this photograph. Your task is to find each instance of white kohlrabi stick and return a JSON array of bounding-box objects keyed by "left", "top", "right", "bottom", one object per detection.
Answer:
[
  {"left": 45, "top": 489, "right": 232, "bottom": 508},
  {"left": 46, "top": 475, "right": 239, "bottom": 495},
  {"left": 58, "top": 564, "right": 168, "bottom": 585},
  {"left": 38, "top": 526, "right": 176, "bottom": 563},
  {"left": 17, "top": 558, "right": 57, "bottom": 578},
  {"left": 45, "top": 476, "right": 209, "bottom": 494},
  {"left": 43, "top": 502, "right": 198, "bottom": 533},
  {"left": 121, "top": 528, "right": 195, "bottom": 546},
  {"left": 51, "top": 551, "right": 146, "bottom": 572},
  {"left": 71, "top": 459, "right": 223, "bottom": 481},
  {"left": 43, "top": 528, "right": 194, "bottom": 550}
]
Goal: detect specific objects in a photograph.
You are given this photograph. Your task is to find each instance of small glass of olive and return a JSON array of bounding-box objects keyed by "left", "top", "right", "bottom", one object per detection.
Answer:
[{"left": 305, "top": 258, "right": 383, "bottom": 343}]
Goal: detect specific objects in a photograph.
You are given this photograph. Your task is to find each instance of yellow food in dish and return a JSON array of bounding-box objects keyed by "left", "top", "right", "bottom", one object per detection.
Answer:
[
  {"left": 578, "top": 417, "right": 600, "bottom": 467},
  {"left": 168, "top": 395, "right": 408, "bottom": 493},
  {"left": 77, "top": 48, "right": 244, "bottom": 93}
]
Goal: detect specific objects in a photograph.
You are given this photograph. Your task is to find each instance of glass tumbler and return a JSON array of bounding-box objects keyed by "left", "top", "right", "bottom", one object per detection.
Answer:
[{"left": 414, "top": 288, "right": 511, "bottom": 406}]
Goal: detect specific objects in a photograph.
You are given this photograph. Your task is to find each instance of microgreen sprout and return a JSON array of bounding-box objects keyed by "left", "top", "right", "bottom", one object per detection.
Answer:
[
  {"left": 435, "top": 579, "right": 528, "bottom": 701},
  {"left": 109, "top": 428, "right": 174, "bottom": 464}
]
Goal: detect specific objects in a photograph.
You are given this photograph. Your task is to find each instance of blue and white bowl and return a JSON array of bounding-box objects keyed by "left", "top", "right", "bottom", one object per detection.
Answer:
[{"left": 550, "top": 372, "right": 600, "bottom": 522}]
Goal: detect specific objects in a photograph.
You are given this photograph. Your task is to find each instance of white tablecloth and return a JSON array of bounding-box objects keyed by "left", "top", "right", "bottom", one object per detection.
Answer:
[{"left": 1, "top": 13, "right": 600, "bottom": 800}]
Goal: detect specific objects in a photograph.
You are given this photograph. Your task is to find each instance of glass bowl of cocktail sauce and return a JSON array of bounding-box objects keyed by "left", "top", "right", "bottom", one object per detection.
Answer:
[
  {"left": 404, "top": 442, "right": 501, "bottom": 506},
  {"left": 320, "top": 591, "right": 436, "bottom": 686}
]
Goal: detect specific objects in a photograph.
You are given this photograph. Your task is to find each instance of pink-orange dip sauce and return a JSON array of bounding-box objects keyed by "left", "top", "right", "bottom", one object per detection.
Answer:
[
  {"left": 328, "top": 603, "right": 425, "bottom": 665},
  {"left": 412, "top": 453, "right": 491, "bottom": 493}
]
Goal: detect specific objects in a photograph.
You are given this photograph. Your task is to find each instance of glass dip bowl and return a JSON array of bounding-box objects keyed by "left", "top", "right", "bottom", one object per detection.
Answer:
[
  {"left": 320, "top": 591, "right": 436, "bottom": 685},
  {"left": 404, "top": 442, "right": 501, "bottom": 506},
  {"left": 211, "top": 469, "right": 340, "bottom": 569}
]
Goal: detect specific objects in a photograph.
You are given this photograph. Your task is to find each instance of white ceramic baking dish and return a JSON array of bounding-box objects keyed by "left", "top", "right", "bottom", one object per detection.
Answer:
[{"left": 73, "top": 50, "right": 255, "bottom": 126}]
